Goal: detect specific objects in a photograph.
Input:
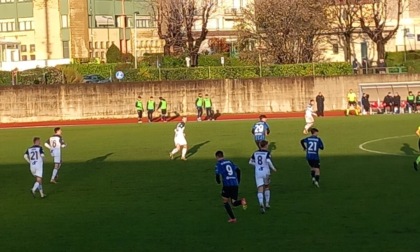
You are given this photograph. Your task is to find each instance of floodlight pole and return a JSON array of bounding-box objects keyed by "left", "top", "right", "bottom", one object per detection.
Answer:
[{"left": 134, "top": 11, "right": 139, "bottom": 69}]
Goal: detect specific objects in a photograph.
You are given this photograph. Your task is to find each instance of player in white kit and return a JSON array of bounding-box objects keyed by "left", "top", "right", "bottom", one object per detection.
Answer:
[
  {"left": 303, "top": 99, "right": 317, "bottom": 135},
  {"left": 249, "top": 140, "right": 277, "bottom": 214},
  {"left": 24, "top": 137, "right": 46, "bottom": 198},
  {"left": 169, "top": 117, "right": 188, "bottom": 161},
  {"left": 44, "top": 127, "right": 66, "bottom": 184}
]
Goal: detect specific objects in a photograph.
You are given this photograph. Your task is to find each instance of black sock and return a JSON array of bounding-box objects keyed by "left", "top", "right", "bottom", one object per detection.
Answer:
[
  {"left": 232, "top": 200, "right": 242, "bottom": 207},
  {"left": 311, "top": 171, "right": 315, "bottom": 178},
  {"left": 224, "top": 203, "right": 235, "bottom": 219},
  {"left": 315, "top": 175, "right": 320, "bottom": 182}
]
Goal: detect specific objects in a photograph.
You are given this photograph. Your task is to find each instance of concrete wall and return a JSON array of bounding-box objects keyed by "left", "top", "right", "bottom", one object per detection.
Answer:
[{"left": 1, "top": 74, "right": 420, "bottom": 123}]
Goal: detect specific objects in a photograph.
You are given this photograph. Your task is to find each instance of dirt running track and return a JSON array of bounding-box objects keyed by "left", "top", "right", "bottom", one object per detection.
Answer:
[{"left": 0, "top": 111, "right": 345, "bottom": 129}]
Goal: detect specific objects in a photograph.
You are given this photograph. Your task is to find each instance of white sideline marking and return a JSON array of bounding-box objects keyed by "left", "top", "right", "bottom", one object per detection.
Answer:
[{"left": 358, "top": 134, "right": 417, "bottom": 157}]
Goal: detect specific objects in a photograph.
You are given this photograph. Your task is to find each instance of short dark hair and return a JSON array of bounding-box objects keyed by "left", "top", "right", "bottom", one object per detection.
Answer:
[
  {"left": 310, "top": 128, "right": 319, "bottom": 134},
  {"left": 259, "top": 114, "right": 267, "bottom": 120},
  {"left": 33, "top": 137, "right": 40, "bottom": 143},
  {"left": 259, "top": 140, "right": 268, "bottom": 148},
  {"left": 215, "top": 151, "right": 224, "bottom": 158},
  {"left": 54, "top": 127, "right": 61, "bottom": 133}
]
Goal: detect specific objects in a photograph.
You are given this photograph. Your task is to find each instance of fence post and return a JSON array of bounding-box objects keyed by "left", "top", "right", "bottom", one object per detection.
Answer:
[
  {"left": 208, "top": 66, "right": 211, "bottom": 79},
  {"left": 158, "top": 67, "right": 162, "bottom": 81}
]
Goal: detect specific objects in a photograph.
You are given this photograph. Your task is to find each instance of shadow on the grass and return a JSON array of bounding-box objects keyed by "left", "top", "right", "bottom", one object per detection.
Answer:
[
  {"left": 86, "top": 153, "right": 114, "bottom": 163},
  {"left": 186, "top": 141, "right": 210, "bottom": 158},
  {"left": 400, "top": 143, "right": 417, "bottom": 156}
]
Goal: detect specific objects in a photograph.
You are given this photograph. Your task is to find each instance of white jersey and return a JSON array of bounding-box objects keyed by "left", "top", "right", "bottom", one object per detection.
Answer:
[
  {"left": 45, "top": 134, "right": 65, "bottom": 163},
  {"left": 250, "top": 149, "right": 273, "bottom": 187},
  {"left": 174, "top": 122, "right": 187, "bottom": 145},
  {"left": 305, "top": 104, "right": 314, "bottom": 117},
  {"left": 24, "top": 145, "right": 45, "bottom": 177}
]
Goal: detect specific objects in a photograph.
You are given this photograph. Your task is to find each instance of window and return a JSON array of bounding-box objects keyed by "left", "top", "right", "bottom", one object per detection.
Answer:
[
  {"left": 61, "top": 15, "right": 68, "bottom": 28},
  {"left": 106, "top": 41, "right": 110, "bottom": 48},
  {"left": 21, "top": 45, "right": 27, "bottom": 52},
  {"left": 0, "top": 20, "right": 16, "bottom": 32},
  {"left": 63, "top": 41, "right": 70, "bottom": 58},
  {"left": 18, "top": 19, "right": 33, "bottom": 31},
  {"left": 95, "top": 15, "right": 114, "bottom": 28},
  {"left": 417, "top": 34, "right": 420, "bottom": 42},
  {"left": 89, "top": 42, "right": 93, "bottom": 49},
  {"left": 101, "top": 51, "right": 105, "bottom": 59},
  {"left": 333, "top": 44, "right": 339, "bottom": 54},
  {"left": 100, "top": 41, "right": 104, "bottom": 49},
  {"left": 136, "top": 19, "right": 150, "bottom": 28},
  {"left": 30, "top": 44, "right": 35, "bottom": 52},
  {"left": 95, "top": 51, "right": 99, "bottom": 58},
  {"left": 95, "top": 42, "right": 99, "bottom": 48},
  {"left": 21, "top": 55, "right": 27, "bottom": 61},
  {"left": 30, "top": 55, "right": 35, "bottom": 60}
]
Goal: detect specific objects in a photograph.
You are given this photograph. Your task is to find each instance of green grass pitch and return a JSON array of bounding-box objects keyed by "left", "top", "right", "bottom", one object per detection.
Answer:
[{"left": 1, "top": 115, "right": 420, "bottom": 252}]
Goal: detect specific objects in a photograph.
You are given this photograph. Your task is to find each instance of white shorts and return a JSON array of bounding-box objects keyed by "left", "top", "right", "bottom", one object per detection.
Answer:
[
  {"left": 174, "top": 137, "right": 187, "bottom": 146},
  {"left": 255, "top": 173, "right": 271, "bottom": 187},
  {"left": 305, "top": 116, "right": 314, "bottom": 124},
  {"left": 30, "top": 165, "right": 43, "bottom": 178},
  {"left": 50, "top": 149, "right": 62, "bottom": 164}
]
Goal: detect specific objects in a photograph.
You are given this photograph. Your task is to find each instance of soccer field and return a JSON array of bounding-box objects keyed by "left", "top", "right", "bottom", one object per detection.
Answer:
[{"left": 1, "top": 115, "right": 420, "bottom": 252}]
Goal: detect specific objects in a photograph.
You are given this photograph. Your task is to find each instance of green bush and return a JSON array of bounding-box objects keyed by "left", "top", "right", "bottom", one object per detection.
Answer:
[{"left": 106, "top": 43, "right": 122, "bottom": 63}]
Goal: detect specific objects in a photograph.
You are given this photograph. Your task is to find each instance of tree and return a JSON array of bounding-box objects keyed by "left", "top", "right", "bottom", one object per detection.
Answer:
[
  {"left": 182, "top": 0, "right": 216, "bottom": 67},
  {"left": 106, "top": 43, "right": 122, "bottom": 63},
  {"left": 238, "top": 0, "right": 329, "bottom": 64},
  {"left": 358, "top": 0, "right": 404, "bottom": 61},
  {"left": 326, "top": 0, "right": 361, "bottom": 62},
  {"left": 151, "top": 0, "right": 185, "bottom": 56}
]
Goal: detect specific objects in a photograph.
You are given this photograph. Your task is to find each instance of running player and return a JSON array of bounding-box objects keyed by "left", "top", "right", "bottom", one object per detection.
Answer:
[
  {"left": 413, "top": 126, "right": 420, "bottom": 171},
  {"left": 249, "top": 140, "right": 277, "bottom": 214},
  {"left": 24, "top": 137, "right": 46, "bottom": 198},
  {"left": 300, "top": 128, "right": 324, "bottom": 187},
  {"left": 44, "top": 127, "right": 66, "bottom": 184},
  {"left": 215, "top": 150, "right": 247, "bottom": 223},
  {"left": 251, "top": 115, "right": 270, "bottom": 148},
  {"left": 169, "top": 117, "right": 188, "bottom": 160},
  {"left": 303, "top": 100, "right": 317, "bottom": 135}
]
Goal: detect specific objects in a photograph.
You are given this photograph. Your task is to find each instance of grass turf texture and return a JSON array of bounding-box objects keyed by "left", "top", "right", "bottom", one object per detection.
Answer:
[{"left": 1, "top": 115, "right": 420, "bottom": 252}]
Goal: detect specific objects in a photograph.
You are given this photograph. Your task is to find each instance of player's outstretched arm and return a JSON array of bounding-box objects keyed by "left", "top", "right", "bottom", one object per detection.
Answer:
[
  {"left": 44, "top": 142, "right": 51, "bottom": 149},
  {"left": 267, "top": 159, "right": 277, "bottom": 172},
  {"left": 23, "top": 154, "right": 30, "bottom": 163},
  {"left": 215, "top": 174, "right": 221, "bottom": 184},
  {"left": 300, "top": 139, "right": 307, "bottom": 150},
  {"left": 249, "top": 158, "right": 255, "bottom": 165}
]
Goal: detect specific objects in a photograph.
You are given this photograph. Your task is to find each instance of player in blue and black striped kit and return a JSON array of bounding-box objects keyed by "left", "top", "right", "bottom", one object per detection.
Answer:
[
  {"left": 214, "top": 151, "right": 247, "bottom": 223},
  {"left": 300, "top": 128, "right": 324, "bottom": 188},
  {"left": 251, "top": 115, "right": 270, "bottom": 149}
]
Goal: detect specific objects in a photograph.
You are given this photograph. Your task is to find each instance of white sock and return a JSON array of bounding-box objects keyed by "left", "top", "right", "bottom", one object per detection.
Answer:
[
  {"left": 257, "top": 192, "right": 264, "bottom": 206},
  {"left": 51, "top": 169, "right": 58, "bottom": 180},
  {"left": 181, "top": 148, "right": 187, "bottom": 158},
  {"left": 264, "top": 190, "right": 271, "bottom": 205},
  {"left": 38, "top": 185, "right": 44, "bottom": 197},
  {"left": 171, "top": 148, "right": 179, "bottom": 155},
  {"left": 32, "top": 182, "right": 39, "bottom": 192}
]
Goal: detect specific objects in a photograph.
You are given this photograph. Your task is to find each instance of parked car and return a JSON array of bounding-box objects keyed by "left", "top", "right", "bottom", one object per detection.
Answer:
[{"left": 82, "top": 74, "right": 111, "bottom": 84}]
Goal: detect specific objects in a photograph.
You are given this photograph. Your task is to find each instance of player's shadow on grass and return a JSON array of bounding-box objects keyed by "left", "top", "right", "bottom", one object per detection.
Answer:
[
  {"left": 268, "top": 142, "right": 277, "bottom": 151},
  {"left": 167, "top": 111, "right": 180, "bottom": 122},
  {"left": 186, "top": 141, "right": 210, "bottom": 158},
  {"left": 400, "top": 143, "right": 417, "bottom": 156},
  {"left": 86, "top": 153, "right": 114, "bottom": 163},
  {"left": 213, "top": 110, "right": 221, "bottom": 120}
]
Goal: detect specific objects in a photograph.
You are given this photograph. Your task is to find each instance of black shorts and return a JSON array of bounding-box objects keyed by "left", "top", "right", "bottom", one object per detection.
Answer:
[
  {"left": 348, "top": 101, "right": 357, "bottom": 107},
  {"left": 307, "top": 159, "right": 320, "bottom": 168},
  {"left": 221, "top": 186, "right": 238, "bottom": 200},
  {"left": 161, "top": 109, "right": 167, "bottom": 115}
]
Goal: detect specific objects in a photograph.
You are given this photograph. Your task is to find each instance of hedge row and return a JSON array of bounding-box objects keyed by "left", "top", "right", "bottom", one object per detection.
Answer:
[{"left": 0, "top": 62, "right": 353, "bottom": 85}]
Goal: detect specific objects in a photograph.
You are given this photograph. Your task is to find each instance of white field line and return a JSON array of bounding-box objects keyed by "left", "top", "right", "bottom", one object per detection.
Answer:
[{"left": 358, "top": 134, "right": 417, "bottom": 157}]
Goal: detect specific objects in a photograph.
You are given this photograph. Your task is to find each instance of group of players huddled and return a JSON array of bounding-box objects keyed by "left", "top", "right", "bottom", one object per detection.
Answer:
[
  {"left": 24, "top": 127, "right": 66, "bottom": 199},
  {"left": 214, "top": 100, "right": 324, "bottom": 223}
]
